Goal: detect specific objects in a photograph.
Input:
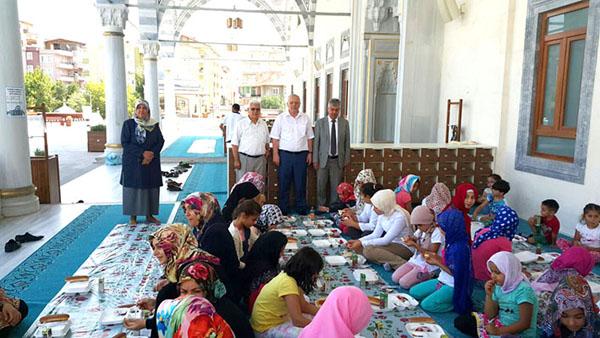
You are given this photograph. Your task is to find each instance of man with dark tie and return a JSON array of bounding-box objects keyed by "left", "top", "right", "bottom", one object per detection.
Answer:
[{"left": 313, "top": 98, "right": 351, "bottom": 211}]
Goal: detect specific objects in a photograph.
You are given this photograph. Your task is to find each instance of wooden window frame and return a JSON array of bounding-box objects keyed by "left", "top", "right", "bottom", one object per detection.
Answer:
[{"left": 531, "top": 1, "right": 588, "bottom": 162}]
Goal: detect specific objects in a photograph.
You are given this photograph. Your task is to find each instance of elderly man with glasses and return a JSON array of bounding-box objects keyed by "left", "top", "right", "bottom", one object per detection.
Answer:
[{"left": 231, "top": 101, "right": 270, "bottom": 181}]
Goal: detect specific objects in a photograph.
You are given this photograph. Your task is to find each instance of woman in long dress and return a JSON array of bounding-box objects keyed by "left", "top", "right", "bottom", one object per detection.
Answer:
[{"left": 120, "top": 99, "right": 164, "bottom": 224}]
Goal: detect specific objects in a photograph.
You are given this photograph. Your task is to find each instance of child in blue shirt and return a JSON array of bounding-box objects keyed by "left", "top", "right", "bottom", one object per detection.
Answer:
[
  {"left": 473, "top": 179, "right": 510, "bottom": 224},
  {"left": 454, "top": 251, "right": 538, "bottom": 337}
]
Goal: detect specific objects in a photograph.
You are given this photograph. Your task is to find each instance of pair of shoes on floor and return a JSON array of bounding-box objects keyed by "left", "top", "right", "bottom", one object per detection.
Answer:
[
  {"left": 167, "top": 179, "right": 182, "bottom": 191},
  {"left": 162, "top": 170, "right": 179, "bottom": 178},
  {"left": 4, "top": 232, "right": 44, "bottom": 253},
  {"left": 178, "top": 161, "right": 192, "bottom": 169}
]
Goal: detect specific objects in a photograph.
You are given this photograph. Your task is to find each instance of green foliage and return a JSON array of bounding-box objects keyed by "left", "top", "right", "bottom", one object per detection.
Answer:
[
  {"left": 24, "top": 69, "right": 54, "bottom": 112},
  {"left": 85, "top": 81, "right": 106, "bottom": 118},
  {"left": 135, "top": 72, "right": 145, "bottom": 100},
  {"left": 67, "top": 90, "right": 87, "bottom": 112},
  {"left": 34, "top": 148, "right": 46, "bottom": 157},
  {"left": 261, "top": 95, "right": 284, "bottom": 110},
  {"left": 90, "top": 124, "right": 106, "bottom": 132},
  {"left": 127, "top": 85, "right": 140, "bottom": 117}
]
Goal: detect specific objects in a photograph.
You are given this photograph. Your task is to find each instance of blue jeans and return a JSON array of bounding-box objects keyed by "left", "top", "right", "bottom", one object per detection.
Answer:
[{"left": 278, "top": 150, "right": 308, "bottom": 215}]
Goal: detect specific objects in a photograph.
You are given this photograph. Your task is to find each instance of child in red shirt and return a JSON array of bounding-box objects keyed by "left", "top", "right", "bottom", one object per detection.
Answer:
[{"left": 527, "top": 199, "right": 560, "bottom": 245}]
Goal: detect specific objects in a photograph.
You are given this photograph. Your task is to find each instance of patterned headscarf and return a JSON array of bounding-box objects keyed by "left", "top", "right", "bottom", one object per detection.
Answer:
[
  {"left": 541, "top": 275, "right": 600, "bottom": 338},
  {"left": 472, "top": 205, "right": 519, "bottom": 249},
  {"left": 232, "top": 171, "right": 265, "bottom": 193},
  {"left": 425, "top": 183, "right": 452, "bottom": 215},
  {"left": 183, "top": 192, "right": 221, "bottom": 227},
  {"left": 336, "top": 182, "right": 356, "bottom": 203},
  {"left": 354, "top": 169, "right": 377, "bottom": 211},
  {"left": 178, "top": 260, "right": 227, "bottom": 303},
  {"left": 394, "top": 174, "right": 420, "bottom": 194},
  {"left": 134, "top": 99, "right": 158, "bottom": 132},
  {"left": 156, "top": 295, "right": 234, "bottom": 338},
  {"left": 149, "top": 224, "right": 220, "bottom": 283},
  {"left": 256, "top": 204, "right": 284, "bottom": 233}
]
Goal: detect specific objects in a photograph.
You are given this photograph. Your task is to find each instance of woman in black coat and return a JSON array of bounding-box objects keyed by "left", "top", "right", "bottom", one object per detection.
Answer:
[{"left": 120, "top": 99, "right": 164, "bottom": 224}]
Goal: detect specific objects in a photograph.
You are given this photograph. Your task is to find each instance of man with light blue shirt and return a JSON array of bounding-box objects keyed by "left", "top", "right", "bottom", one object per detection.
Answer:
[{"left": 270, "top": 94, "right": 314, "bottom": 215}]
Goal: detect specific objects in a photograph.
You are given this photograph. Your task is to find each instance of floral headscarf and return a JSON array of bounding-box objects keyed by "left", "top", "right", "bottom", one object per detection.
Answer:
[
  {"left": 541, "top": 275, "right": 600, "bottom": 338},
  {"left": 336, "top": 182, "right": 356, "bottom": 203},
  {"left": 134, "top": 99, "right": 158, "bottom": 133},
  {"left": 156, "top": 295, "right": 234, "bottom": 338},
  {"left": 354, "top": 169, "right": 377, "bottom": 211},
  {"left": 472, "top": 205, "right": 519, "bottom": 249},
  {"left": 394, "top": 174, "right": 420, "bottom": 194},
  {"left": 256, "top": 204, "right": 284, "bottom": 233},
  {"left": 425, "top": 183, "right": 452, "bottom": 215},
  {"left": 178, "top": 260, "right": 227, "bottom": 303},
  {"left": 183, "top": 192, "right": 221, "bottom": 227},
  {"left": 149, "top": 224, "right": 220, "bottom": 283},
  {"left": 232, "top": 171, "right": 265, "bottom": 193}
]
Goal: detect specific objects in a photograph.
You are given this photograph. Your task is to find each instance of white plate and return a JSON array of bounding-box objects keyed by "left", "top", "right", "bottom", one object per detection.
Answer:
[
  {"left": 285, "top": 242, "right": 298, "bottom": 251},
  {"left": 100, "top": 308, "right": 128, "bottom": 326},
  {"left": 391, "top": 293, "right": 419, "bottom": 310},
  {"left": 292, "top": 229, "right": 308, "bottom": 236},
  {"left": 315, "top": 219, "right": 334, "bottom": 226},
  {"left": 324, "top": 228, "right": 341, "bottom": 236},
  {"left": 325, "top": 255, "right": 347, "bottom": 266},
  {"left": 405, "top": 323, "right": 445, "bottom": 338},
  {"left": 277, "top": 229, "right": 292, "bottom": 236},
  {"left": 353, "top": 269, "right": 378, "bottom": 282},
  {"left": 308, "top": 229, "right": 326, "bottom": 237},
  {"left": 34, "top": 321, "right": 71, "bottom": 338},
  {"left": 345, "top": 254, "right": 367, "bottom": 266},
  {"left": 514, "top": 251, "right": 539, "bottom": 264},
  {"left": 283, "top": 216, "right": 296, "bottom": 222},
  {"left": 63, "top": 280, "right": 91, "bottom": 294},
  {"left": 540, "top": 252, "right": 560, "bottom": 263},
  {"left": 312, "top": 239, "right": 332, "bottom": 248}
]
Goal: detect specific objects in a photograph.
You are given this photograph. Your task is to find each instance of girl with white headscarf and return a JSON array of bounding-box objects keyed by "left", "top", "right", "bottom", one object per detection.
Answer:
[{"left": 346, "top": 189, "right": 414, "bottom": 269}]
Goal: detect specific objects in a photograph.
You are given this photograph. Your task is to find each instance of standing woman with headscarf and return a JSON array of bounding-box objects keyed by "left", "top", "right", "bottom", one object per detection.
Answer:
[
  {"left": 121, "top": 99, "right": 164, "bottom": 225},
  {"left": 347, "top": 189, "right": 414, "bottom": 270}
]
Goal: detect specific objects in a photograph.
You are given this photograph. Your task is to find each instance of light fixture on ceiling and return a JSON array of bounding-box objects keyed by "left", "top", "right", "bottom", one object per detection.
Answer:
[{"left": 226, "top": 17, "right": 243, "bottom": 29}]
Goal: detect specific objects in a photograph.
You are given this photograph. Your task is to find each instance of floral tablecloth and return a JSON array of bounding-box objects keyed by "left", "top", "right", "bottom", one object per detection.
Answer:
[
  {"left": 24, "top": 223, "right": 162, "bottom": 337},
  {"left": 281, "top": 216, "right": 445, "bottom": 338}
]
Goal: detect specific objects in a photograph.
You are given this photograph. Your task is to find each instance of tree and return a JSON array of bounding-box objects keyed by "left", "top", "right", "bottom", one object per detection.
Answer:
[
  {"left": 261, "top": 95, "right": 284, "bottom": 110},
  {"left": 135, "top": 72, "right": 145, "bottom": 100},
  {"left": 127, "top": 85, "right": 140, "bottom": 117},
  {"left": 85, "top": 81, "right": 105, "bottom": 118},
  {"left": 67, "top": 90, "right": 88, "bottom": 112},
  {"left": 24, "top": 69, "right": 54, "bottom": 112}
]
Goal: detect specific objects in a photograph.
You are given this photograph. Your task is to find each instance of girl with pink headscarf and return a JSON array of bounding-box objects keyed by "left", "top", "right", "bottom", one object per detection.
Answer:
[
  {"left": 299, "top": 286, "right": 372, "bottom": 338},
  {"left": 454, "top": 251, "right": 538, "bottom": 338}
]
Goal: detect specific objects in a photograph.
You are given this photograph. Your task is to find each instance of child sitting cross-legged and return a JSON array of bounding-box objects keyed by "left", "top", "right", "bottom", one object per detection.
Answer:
[
  {"left": 454, "top": 251, "right": 538, "bottom": 338},
  {"left": 557, "top": 203, "right": 600, "bottom": 263},
  {"left": 392, "top": 205, "right": 444, "bottom": 289},
  {"left": 527, "top": 199, "right": 560, "bottom": 246}
]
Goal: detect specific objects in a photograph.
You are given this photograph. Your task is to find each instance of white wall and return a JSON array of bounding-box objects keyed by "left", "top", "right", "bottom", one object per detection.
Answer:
[{"left": 438, "top": 0, "right": 600, "bottom": 234}]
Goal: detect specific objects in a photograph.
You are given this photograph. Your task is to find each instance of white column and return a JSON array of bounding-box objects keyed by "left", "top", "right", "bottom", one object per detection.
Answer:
[
  {"left": 0, "top": 0, "right": 40, "bottom": 217},
  {"left": 97, "top": 4, "right": 128, "bottom": 165},
  {"left": 162, "top": 58, "right": 177, "bottom": 136},
  {"left": 142, "top": 40, "right": 161, "bottom": 125},
  {"left": 348, "top": 0, "right": 367, "bottom": 143}
]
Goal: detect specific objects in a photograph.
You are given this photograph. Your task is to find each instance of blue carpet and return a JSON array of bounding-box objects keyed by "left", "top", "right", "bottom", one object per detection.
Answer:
[
  {"left": 161, "top": 135, "right": 224, "bottom": 158},
  {"left": 176, "top": 162, "right": 228, "bottom": 202},
  {"left": 0, "top": 204, "right": 173, "bottom": 337}
]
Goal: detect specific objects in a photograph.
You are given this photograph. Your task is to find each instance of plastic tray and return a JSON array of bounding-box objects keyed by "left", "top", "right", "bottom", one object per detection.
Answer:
[
  {"left": 308, "top": 229, "right": 326, "bottom": 237},
  {"left": 63, "top": 280, "right": 91, "bottom": 294},
  {"left": 405, "top": 322, "right": 445, "bottom": 338},
  {"left": 324, "top": 255, "right": 347, "bottom": 266},
  {"left": 100, "top": 307, "right": 128, "bottom": 326},
  {"left": 291, "top": 229, "right": 308, "bottom": 236},
  {"left": 34, "top": 321, "right": 71, "bottom": 338},
  {"left": 353, "top": 269, "right": 378, "bottom": 282}
]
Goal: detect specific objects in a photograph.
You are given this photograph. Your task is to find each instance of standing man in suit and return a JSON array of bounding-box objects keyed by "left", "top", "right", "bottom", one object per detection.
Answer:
[
  {"left": 313, "top": 98, "right": 351, "bottom": 211},
  {"left": 270, "top": 94, "right": 314, "bottom": 215}
]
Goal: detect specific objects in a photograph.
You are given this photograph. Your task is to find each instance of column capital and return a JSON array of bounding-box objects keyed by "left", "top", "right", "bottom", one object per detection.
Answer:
[
  {"left": 97, "top": 3, "right": 128, "bottom": 34},
  {"left": 141, "top": 40, "right": 160, "bottom": 59}
]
